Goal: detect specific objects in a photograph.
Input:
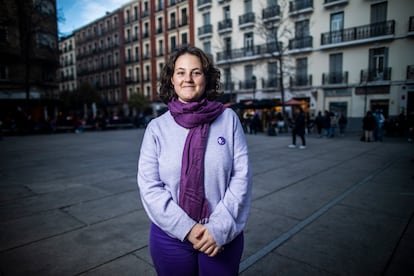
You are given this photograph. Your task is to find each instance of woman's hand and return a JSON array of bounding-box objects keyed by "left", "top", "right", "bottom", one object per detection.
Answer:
[{"left": 187, "top": 223, "right": 221, "bottom": 257}]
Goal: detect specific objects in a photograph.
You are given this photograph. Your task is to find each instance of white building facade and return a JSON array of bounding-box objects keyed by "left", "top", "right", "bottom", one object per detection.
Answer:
[{"left": 194, "top": 0, "right": 414, "bottom": 129}]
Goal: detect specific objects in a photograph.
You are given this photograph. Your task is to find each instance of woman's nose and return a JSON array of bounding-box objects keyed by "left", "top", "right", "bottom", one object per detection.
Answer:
[{"left": 184, "top": 73, "right": 193, "bottom": 82}]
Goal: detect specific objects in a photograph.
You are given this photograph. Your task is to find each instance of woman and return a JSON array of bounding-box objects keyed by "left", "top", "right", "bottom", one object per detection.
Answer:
[{"left": 137, "top": 45, "right": 252, "bottom": 275}]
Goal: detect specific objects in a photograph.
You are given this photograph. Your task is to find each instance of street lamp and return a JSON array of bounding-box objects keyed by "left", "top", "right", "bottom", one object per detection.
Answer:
[{"left": 252, "top": 75, "right": 257, "bottom": 100}]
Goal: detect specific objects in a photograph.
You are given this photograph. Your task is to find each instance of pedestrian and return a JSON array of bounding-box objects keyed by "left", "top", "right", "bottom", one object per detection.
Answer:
[
  {"left": 322, "top": 110, "right": 331, "bottom": 138},
  {"left": 315, "top": 111, "right": 323, "bottom": 137},
  {"left": 338, "top": 113, "right": 348, "bottom": 136},
  {"left": 328, "top": 112, "right": 337, "bottom": 137},
  {"left": 137, "top": 45, "right": 252, "bottom": 276},
  {"left": 362, "top": 111, "right": 376, "bottom": 142},
  {"left": 288, "top": 106, "right": 306, "bottom": 149}
]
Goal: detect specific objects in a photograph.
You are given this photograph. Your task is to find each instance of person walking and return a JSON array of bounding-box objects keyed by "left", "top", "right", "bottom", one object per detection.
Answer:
[
  {"left": 322, "top": 110, "right": 331, "bottom": 138},
  {"left": 362, "top": 111, "right": 376, "bottom": 142},
  {"left": 137, "top": 45, "right": 252, "bottom": 276},
  {"left": 288, "top": 106, "right": 307, "bottom": 149},
  {"left": 338, "top": 113, "right": 348, "bottom": 137},
  {"left": 315, "top": 111, "right": 323, "bottom": 137}
]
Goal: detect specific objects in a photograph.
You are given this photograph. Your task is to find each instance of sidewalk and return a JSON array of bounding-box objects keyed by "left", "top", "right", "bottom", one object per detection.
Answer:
[{"left": 0, "top": 130, "right": 413, "bottom": 275}]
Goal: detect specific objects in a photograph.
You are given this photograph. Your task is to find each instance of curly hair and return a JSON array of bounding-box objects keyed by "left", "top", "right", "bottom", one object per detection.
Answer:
[{"left": 159, "top": 45, "right": 222, "bottom": 104}]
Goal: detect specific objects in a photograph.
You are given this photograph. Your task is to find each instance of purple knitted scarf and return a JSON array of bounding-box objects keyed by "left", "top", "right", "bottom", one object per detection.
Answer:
[{"left": 168, "top": 98, "right": 225, "bottom": 222}]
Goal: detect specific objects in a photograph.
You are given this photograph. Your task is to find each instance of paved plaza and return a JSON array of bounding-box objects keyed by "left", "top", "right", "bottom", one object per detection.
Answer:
[{"left": 0, "top": 129, "right": 413, "bottom": 276}]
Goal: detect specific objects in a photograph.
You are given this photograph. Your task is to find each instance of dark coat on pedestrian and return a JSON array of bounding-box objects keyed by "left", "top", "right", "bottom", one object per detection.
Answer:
[{"left": 363, "top": 112, "right": 376, "bottom": 131}]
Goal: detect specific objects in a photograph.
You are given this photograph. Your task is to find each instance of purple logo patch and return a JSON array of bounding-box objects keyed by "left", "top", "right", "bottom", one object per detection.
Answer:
[{"left": 217, "top": 137, "right": 226, "bottom": 145}]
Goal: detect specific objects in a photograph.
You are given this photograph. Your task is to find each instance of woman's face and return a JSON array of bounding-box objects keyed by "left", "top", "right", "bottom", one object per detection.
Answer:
[{"left": 171, "top": 53, "right": 206, "bottom": 103}]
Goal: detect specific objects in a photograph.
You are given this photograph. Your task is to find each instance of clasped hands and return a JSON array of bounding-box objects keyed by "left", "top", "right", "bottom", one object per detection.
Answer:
[{"left": 187, "top": 223, "right": 222, "bottom": 257}]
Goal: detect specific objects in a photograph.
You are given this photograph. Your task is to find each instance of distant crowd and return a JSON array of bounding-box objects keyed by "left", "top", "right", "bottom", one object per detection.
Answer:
[{"left": 240, "top": 108, "right": 414, "bottom": 143}]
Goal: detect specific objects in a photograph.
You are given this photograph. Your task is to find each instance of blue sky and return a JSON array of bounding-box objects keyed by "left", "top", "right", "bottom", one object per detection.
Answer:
[{"left": 57, "top": 0, "right": 132, "bottom": 35}]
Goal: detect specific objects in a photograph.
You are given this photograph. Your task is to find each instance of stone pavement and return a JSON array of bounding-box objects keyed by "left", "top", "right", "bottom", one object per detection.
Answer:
[{"left": 0, "top": 129, "right": 413, "bottom": 276}]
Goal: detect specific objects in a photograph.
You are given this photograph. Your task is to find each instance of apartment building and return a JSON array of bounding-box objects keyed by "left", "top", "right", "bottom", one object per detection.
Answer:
[
  {"left": 69, "top": 0, "right": 193, "bottom": 118},
  {"left": 0, "top": 0, "right": 59, "bottom": 128},
  {"left": 122, "top": 0, "right": 194, "bottom": 102},
  {"left": 195, "top": 0, "right": 414, "bottom": 128},
  {"left": 59, "top": 34, "right": 77, "bottom": 92},
  {"left": 74, "top": 9, "right": 126, "bottom": 110}
]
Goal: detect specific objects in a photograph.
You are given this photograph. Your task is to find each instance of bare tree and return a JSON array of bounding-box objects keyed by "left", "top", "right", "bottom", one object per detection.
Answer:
[
  {"left": 14, "top": 0, "right": 59, "bottom": 114},
  {"left": 255, "top": 0, "right": 294, "bottom": 120}
]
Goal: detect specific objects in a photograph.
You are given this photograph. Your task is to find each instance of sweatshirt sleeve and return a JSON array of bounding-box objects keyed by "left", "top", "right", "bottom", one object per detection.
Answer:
[
  {"left": 205, "top": 110, "right": 253, "bottom": 247},
  {"left": 137, "top": 121, "right": 196, "bottom": 241}
]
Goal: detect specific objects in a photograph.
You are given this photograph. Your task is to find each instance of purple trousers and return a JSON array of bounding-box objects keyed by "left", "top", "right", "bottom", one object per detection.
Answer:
[{"left": 149, "top": 223, "right": 244, "bottom": 276}]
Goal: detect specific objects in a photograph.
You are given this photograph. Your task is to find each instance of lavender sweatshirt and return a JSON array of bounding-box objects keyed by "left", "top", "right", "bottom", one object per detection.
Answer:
[{"left": 137, "top": 108, "right": 252, "bottom": 247}]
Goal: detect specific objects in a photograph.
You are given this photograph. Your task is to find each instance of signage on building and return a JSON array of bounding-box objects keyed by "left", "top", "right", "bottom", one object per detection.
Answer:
[
  {"left": 355, "top": 85, "right": 390, "bottom": 95},
  {"left": 324, "top": 89, "right": 352, "bottom": 97}
]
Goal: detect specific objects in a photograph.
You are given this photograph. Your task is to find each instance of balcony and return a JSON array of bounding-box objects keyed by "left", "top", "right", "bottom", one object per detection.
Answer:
[
  {"left": 323, "top": 0, "right": 348, "bottom": 9},
  {"left": 197, "top": 0, "right": 212, "bottom": 10},
  {"left": 262, "top": 5, "right": 281, "bottom": 22},
  {"left": 290, "top": 74, "right": 312, "bottom": 87},
  {"left": 360, "top": 68, "right": 392, "bottom": 82},
  {"left": 179, "top": 16, "right": 188, "bottom": 27},
  {"left": 288, "top": 36, "right": 313, "bottom": 50},
  {"left": 216, "top": 43, "right": 283, "bottom": 62},
  {"left": 239, "top": 79, "right": 256, "bottom": 90},
  {"left": 218, "top": 19, "right": 232, "bottom": 34},
  {"left": 223, "top": 82, "right": 235, "bottom": 91},
  {"left": 322, "top": 71, "right": 348, "bottom": 85},
  {"left": 263, "top": 77, "right": 280, "bottom": 89},
  {"left": 289, "top": 0, "right": 313, "bottom": 16},
  {"left": 198, "top": 24, "right": 213, "bottom": 39},
  {"left": 321, "top": 20, "right": 395, "bottom": 47},
  {"left": 239, "top": 12, "right": 255, "bottom": 29}
]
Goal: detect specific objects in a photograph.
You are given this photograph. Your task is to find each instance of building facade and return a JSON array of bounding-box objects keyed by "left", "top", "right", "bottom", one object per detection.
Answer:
[
  {"left": 59, "top": 34, "right": 77, "bottom": 92},
  {"left": 194, "top": 0, "right": 414, "bottom": 129},
  {"left": 0, "top": 0, "right": 59, "bottom": 129}
]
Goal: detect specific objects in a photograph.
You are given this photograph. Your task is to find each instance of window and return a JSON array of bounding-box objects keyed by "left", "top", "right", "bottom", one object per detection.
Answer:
[
  {"left": 170, "top": 12, "right": 176, "bottom": 28},
  {"left": 245, "top": 65, "right": 254, "bottom": 89},
  {"left": 244, "top": 32, "right": 254, "bottom": 54},
  {"left": 224, "top": 37, "right": 232, "bottom": 55},
  {"left": 369, "top": 47, "right": 388, "bottom": 80},
  {"left": 203, "top": 12, "right": 211, "bottom": 25},
  {"left": 268, "top": 62, "right": 278, "bottom": 87},
  {"left": 158, "top": 40, "right": 164, "bottom": 55},
  {"left": 371, "top": 2, "right": 387, "bottom": 23},
  {"left": 329, "top": 53, "right": 343, "bottom": 83},
  {"left": 203, "top": 41, "right": 211, "bottom": 54},
  {"left": 296, "top": 58, "right": 308, "bottom": 85},
  {"left": 126, "top": 29, "right": 131, "bottom": 41},
  {"left": 134, "top": 6, "right": 138, "bottom": 20},
  {"left": 181, "top": 33, "right": 188, "bottom": 45},
  {"left": 244, "top": 0, "right": 253, "bottom": 13},
  {"left": 158, "top": 17, "right": 163, "bottom": 33},
  {"left": 295, "top": 20, "right": 309, "bottom": 38},
  {"left": 170, "top": 36, "right": 176, "bottom": 51},
  {"left": 181, "top": 8, "right": 188, "bottom": 25},
  {"left": 330, "top": 12, "right": 344, "bottom": 43},
  {"left": 36, "top": 33, "right": 56, "bottom": 48},
  {"left": 224, "top": 6, "right": 231, "bottom": 19},
  {"left": 127, "top": 48, "right": 131, "bottom": 61}
]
